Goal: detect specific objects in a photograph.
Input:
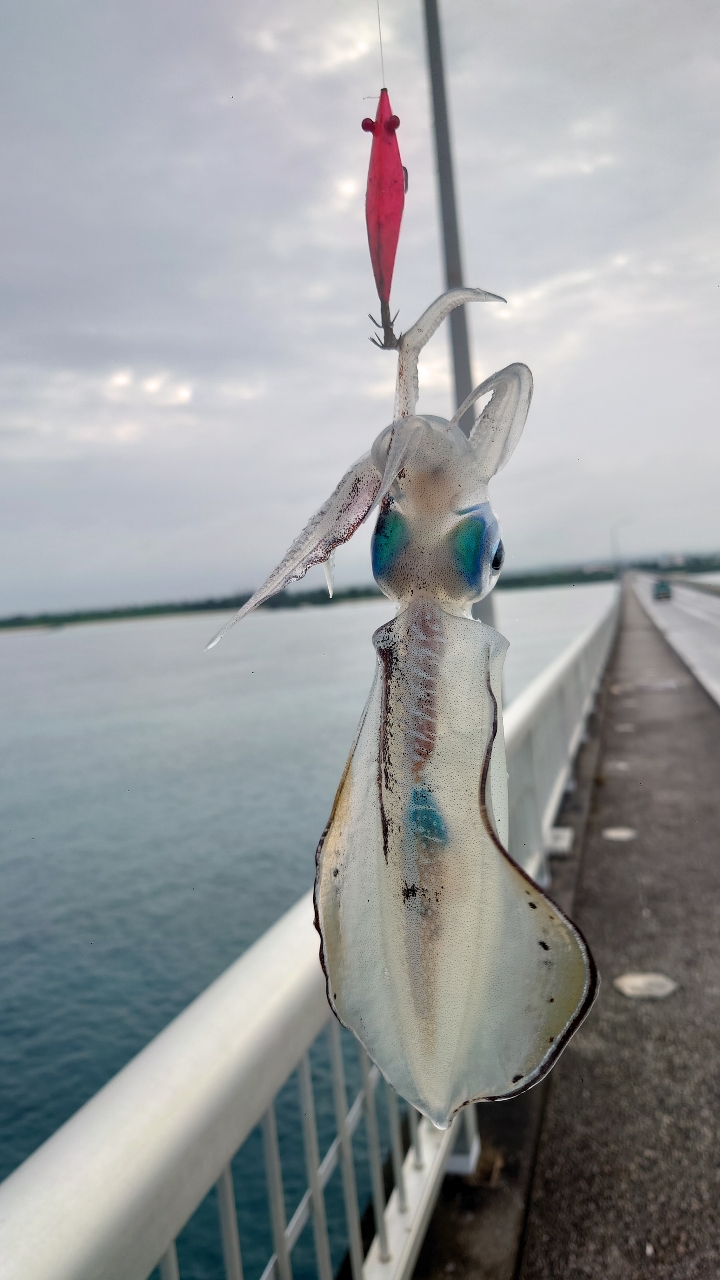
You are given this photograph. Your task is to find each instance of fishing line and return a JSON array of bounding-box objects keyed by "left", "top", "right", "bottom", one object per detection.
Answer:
[{"left": 375, "top": 0, "right": 386, "bottom": 87}]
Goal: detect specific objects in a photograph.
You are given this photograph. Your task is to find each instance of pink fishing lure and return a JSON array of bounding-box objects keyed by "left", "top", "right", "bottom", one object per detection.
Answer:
[{"left": 362, "top": 89, "right": 405, "bottom": 348}]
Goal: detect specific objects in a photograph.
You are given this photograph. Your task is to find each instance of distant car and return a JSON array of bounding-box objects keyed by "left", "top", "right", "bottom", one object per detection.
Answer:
[{"left": 653, "top": 579, "right": 672, "bottom": 601}]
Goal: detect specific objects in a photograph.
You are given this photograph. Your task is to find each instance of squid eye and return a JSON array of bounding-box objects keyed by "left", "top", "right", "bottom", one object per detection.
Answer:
[
  {"left": 492, "top": 540, "right": 505, "bottom": 573},
  {"left": 451, "top": 516, "right": 486, "bottom": 586},
  {"left": 372, "top": 507, "right": 410, "bottom": 577}
]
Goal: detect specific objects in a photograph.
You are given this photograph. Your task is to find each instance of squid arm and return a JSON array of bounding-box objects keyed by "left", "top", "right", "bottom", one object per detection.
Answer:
[
  {"left": 453, "top": 362, "right": 534, "bottom": 480},
  {"left": 206, "top": 452, "right": 381, "bottom": 649},
  {"left": 394, "top": 287, "right": 505, "bottom": 420},
  {"left": 205, "top": 416, "right": 431, "bottom": 649}
]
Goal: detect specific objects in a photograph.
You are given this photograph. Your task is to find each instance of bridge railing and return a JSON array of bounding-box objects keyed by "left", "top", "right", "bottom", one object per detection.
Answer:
[
  {"left": 669, "top": 574, "right": 720, "bottom": 598},
  {"left": 0, "top": 592, "right": 618, "bottom": 1280},
  {"left": 505, "top": 593, "right": 618, "bottom": 884}
]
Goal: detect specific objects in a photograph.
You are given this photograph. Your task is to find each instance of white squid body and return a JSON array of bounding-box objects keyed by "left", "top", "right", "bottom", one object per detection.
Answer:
[
  {"left": 316, "top": 602, "right": 595, "bottom": 1127},
  {"left": 210, "top": 289, "right": 598, "bottom": 1129}
]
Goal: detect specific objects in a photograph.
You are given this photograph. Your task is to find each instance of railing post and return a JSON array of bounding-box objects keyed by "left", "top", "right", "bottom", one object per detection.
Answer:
[
  {"left": 329, "top": 1022, "right": 365, "bottom": 1280},
  {"left": 262, "top": 1104, "right": 293, "bottom": 1280},
  {"left": 216, "top": 1164, "right": 244, "bottom": 1280},
  {"left": 385, "top": 1082, "right": 408, "bottom": 1213},
  {"left": 446, "top": 1103, "right": 481, "bottom": 1176},
  {"left": 159, "top": 1243, "right": 180, "bottom": 1280},
  {"left": 298, "top": 1053, "right": 333, "bottom": 1280},
  {"left": 408, "top": 1107, "right": 424, "bottom": 1170},
  {"left": 360, "top": 1048, "right": 390, "bottom": 1261}
]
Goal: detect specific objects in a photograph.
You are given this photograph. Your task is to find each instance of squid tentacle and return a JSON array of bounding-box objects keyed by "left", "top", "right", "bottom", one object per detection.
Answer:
[{"left": 393, "top": 287, "right": 505, "bottom": 420}]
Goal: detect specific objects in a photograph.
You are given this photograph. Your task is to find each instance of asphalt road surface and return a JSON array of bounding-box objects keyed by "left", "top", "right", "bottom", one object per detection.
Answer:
[{"left": 520, "top": 585, "right": 720, "bottom": 1278}]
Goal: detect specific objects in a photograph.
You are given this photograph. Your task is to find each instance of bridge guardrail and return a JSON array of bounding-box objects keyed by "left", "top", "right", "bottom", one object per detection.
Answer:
[
  {"left": 0, "top": 591, "right": 619, "bottom": 1280},
  {"left": 505, "top": 593, "right": 618, "bottom": 884},
  {"left": 669, "top": 575, "right": 720, "bottom": 598}
]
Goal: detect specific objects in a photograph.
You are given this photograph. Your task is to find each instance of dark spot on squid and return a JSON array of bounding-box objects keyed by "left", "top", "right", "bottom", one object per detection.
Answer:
[
  {"left": 539, "top": 941, "right": 550, "bottom": 950},
  {"left": 549, "top": 1037, "right": 554, "bottom": 1043},
  {"left": 528, "top": 902, "right": 537, "bottom": 909},
  {"left": 402, "top": 881, "right": 419, "bottom": 902},
  {"left": 333, "top": 869, "right": 339, "bottom": 877},
  {"left": 549, "top": 997, "right": 555, "bottom": 1003},
  {"left": 512, "top": 1074, "right": 522, "bottom": 1083}
]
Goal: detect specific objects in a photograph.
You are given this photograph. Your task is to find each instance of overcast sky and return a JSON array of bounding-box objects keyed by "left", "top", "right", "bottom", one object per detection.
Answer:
[{"left": 1, "top": 0, "right": 718, "bottom": 612}]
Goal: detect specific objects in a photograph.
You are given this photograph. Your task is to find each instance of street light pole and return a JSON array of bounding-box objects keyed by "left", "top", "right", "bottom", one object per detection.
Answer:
[
  {"left": 423, "top": 0, "right": 495, "bottom": 627},
  {"left": 423, "top": 0, "right": 474, "bottom": 435},
  {"left": 424, "top": 12, "right": 489, "bottom": 1163},
  {"left": 611, "top": 519, "right": 632, "bottom": 580}
]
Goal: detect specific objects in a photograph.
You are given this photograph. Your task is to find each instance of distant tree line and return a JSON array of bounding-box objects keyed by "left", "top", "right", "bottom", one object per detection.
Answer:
[{"left": 3, "top": 552, "right": 720, "bottom": 631}]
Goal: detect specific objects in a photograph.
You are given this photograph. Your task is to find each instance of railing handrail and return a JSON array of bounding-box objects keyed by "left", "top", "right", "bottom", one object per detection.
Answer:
[
  {"left": 0, "top": 893, "right": 328, "bottom": 1280},
  {"left": 504, "top": 593, "right": 618, "bottom": 881},
  {"left": 504, "top": 607, "right": 614, "bottom": 750},
  {"left": 0, "top": 592, "right": 620, "bottom": 1280},
  {"left": 669, "top": 575, "right": 720, "bottom": 598}
]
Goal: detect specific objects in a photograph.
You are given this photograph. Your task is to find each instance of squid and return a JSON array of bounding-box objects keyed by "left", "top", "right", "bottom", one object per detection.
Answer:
[{"left": 209, "top": 288, "right": 598, "bottom": 1129}]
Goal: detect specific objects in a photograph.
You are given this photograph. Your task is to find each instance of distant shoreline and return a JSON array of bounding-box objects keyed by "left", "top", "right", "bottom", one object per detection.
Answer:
[{"left": 2, "top": 555, "right": 719, "bottom": 632}]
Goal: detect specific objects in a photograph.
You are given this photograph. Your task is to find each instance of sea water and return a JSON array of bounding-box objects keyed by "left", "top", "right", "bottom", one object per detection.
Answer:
[{"left": 0, "top": 583, "right": 615, "bottom": 1276}]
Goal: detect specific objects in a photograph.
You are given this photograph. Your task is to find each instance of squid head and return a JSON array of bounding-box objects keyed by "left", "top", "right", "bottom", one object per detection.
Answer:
[{"left": 207, "top": 287, "right": 517, "bottom": 645}]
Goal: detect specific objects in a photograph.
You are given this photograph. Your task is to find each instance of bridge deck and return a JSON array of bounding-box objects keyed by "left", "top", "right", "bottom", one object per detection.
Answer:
[
  {"left": 416, "top": 584, "right": 720, "bottom": 1279},
  {"left": 635, "top": 575, "right": 720, "bottom": 706}
]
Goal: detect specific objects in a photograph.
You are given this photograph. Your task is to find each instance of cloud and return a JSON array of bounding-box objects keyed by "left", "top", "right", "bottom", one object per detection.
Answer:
[{"left": 0, "top": 0, "right": 718, "bottom": 611}]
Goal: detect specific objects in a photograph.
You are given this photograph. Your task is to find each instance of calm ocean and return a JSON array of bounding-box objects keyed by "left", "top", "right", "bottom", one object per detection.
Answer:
[{"left": 0, "top": 583, "right": 614, "bottom": 1277}]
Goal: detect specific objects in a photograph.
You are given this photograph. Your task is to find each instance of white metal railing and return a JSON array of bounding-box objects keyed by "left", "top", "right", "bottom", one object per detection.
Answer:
[
  {"left": 504, "top": 592, "right": 618, "bottom": 884},
  {"left": 671, "top": 574, "right": 720, "bottom": 598},
  {"left": 633, "top": 573, "right": 720, "bottom": 706},
  {"left": 0, "top": 592, "right": 619, "bottom": 1280}
]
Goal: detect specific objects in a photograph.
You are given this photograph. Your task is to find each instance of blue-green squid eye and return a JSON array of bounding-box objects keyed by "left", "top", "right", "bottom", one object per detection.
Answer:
[
  {"left": 451, "top": 516, "right": 487, "bottom": 587},
  {"left": 372, "top": 507, "right": 410, "bottom": 578}
]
